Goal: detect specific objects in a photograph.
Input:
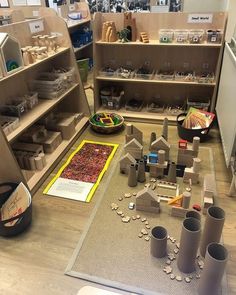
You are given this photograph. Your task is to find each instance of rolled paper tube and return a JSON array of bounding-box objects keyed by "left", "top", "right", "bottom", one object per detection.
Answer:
[
  {"left": 150, "top": 226, "right": 167, "bottom": 258},
  {"left": 177, "top": 217, "right": 201, "bottom": 273},
  {"left": 192, "top": 136, "right": 200, "bottom": 153},
  {"left": 39, "top": 153, "right": 46, "bottom": 167},
  {"left": 149, "top": 132, "right": 156, "bottom": 150},
  {"left": 29, "top": 157, "right": 36, "bottom": 170},
  {"left": 193, "top": 158, "right": 201, "bottom": 173},
  {"left": 137, "top": 160, "right": 146, "bottom": 183},
  {"left": 182, "top": 191, "right": 191, "bottom": 209},
  {"left": 198, "top": 243, "right": 228, "bottom": 295},
  {"left": 128, "top": 163, "right": 137, "bottom": 187},
  {"left": 200, "top": 206, "right": 225, "bottom": 257},
  {"left": 185, "top": 210, "right": 201, "bottom": 221}
]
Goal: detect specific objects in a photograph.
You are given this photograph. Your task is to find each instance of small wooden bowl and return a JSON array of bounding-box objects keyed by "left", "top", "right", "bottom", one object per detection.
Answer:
[{"left": 89, "top": 112, "right": 124, "bottom": 134}]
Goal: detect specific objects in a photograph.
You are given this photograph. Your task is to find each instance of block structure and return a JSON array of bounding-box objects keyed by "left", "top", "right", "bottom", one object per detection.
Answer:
[
  {"left": 177, "top": 137, "right": 200, "bottom": 167},
  {"left": 146, "top": 150, "right": 168, "bottom": 178},
  {"left": 136, "top": 187, "right": 160, "bottom": 213},
  {"left": 125, "top": 123, "right": 143, "bottom": 145},
  {"left": 183, "top": 157, "right": 201, "bottom": 184},
  {"left": 119, "top": 153, "right": 136, "bottom": 174},
  {"left": 202, "top": 174, "right": 216, "bottom": 214},
  {"left": 150, "top": 136, "right": 170, "bottom": 161},
  {"left": 124, "top": 138, "right": 143, "bottom": 160}
]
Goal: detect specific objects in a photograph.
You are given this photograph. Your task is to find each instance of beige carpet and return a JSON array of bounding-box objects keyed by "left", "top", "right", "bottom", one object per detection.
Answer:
[{"left": 65, "top": 145, "right": 227, "bottom": 295}]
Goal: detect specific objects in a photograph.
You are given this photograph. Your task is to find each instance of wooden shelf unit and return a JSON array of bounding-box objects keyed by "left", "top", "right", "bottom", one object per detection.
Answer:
[
  {"left": 93, "top": 12, "right": 227, "bottom": 123},
  {"left": 0, "top": 12, "right": 90, "bottom": 193}
]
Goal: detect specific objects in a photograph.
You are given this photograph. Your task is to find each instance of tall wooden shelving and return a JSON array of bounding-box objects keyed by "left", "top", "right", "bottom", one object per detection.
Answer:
[
  {"left": 93, "top": 12, "right": 227, "bottom": 123},
  {"left": 0, "top": 12, "right": 90, "bottom": 193}
]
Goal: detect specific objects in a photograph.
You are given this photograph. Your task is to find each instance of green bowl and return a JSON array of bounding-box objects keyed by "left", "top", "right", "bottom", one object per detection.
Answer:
[{"left": 89, "top": 112, "right": 124, "bottom": 134}]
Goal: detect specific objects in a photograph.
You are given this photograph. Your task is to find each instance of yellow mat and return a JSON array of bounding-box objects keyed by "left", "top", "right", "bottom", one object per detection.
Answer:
[{"left": 44, "top": 140, "right": 119, "bottom": 202}]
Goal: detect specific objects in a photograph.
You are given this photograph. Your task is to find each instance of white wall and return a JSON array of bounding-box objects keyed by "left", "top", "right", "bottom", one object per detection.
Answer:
[
  {"left": 183, "top": 0, "right": 229, "bottom": 12},
  {"left": 225, "top": 0, "right": 236, "bottom": 42}
]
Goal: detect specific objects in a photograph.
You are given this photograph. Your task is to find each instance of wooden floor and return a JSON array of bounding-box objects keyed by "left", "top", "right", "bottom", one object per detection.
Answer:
[{"left": 0, "top": 118, "right": 235, "bottom": 294}]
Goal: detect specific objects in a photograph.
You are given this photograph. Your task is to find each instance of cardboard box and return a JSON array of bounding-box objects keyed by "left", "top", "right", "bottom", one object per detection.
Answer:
[{"left": 47, "top": 115, "right": 75, "bottom": 140}]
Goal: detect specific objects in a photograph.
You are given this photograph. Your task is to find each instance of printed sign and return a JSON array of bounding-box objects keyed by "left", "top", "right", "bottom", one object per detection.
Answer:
[
  {"left": 29, "top": 20, "right": 44, "bottom": 34},
  {"left": 188, "top": 14, "right": 213, "bottom": 24}
]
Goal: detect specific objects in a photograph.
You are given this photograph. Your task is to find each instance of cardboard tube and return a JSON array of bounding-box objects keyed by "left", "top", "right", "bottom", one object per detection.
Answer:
[
  {"left": 128, "top": 164, "right": 137, "bottom": 187},
  {"left": 150, "top": 226, "right": 167, "bottom": 258},
  {"left": 177, "top": 217, "right": 201, "bottom": 273},
  {"left": 200, "top": 206, "right": 225, "bottom": 257},
  {"left": 185, "top": 210, "right": 201, "bottom": 221},
  {"left": 198, "top": 243, "right": 228, "bottom": 295},
  {"left": 137, "top": 160, "right": 146, "bottom": 183}
]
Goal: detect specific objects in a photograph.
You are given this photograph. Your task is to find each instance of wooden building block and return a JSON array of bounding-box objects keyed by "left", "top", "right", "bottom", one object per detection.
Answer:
[{"left": 170, "top": 206, "right": 188, "bottom": 218}]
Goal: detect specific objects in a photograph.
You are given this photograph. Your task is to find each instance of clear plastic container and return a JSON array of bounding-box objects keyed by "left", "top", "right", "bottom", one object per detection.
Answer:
[
  {"left": 189, "top": 30, "right": 205, "bottom": 44},
  {"left": 175, "top": 71, "right": 195, "bottom": 82},
  {"left": 196, "top": 72, "right": 215, "bottom": 83},
  {"left": 174, "top": 30, "right": 189, "bottom": 43},
  {"left": 135, "top": 67, "right": 154, "bottom": 80},
  {"left": 116, "top": 67, "right": 135, "bottom": 79},
  {"left": 99, "top": 67, "right": 117, "bottom": 77},
  {"left": 147, "top": 101, "right": 165, "bottom": 113},
  {"left": 187, "top": 97, "right": 210, "bottom": 111},
  {"left": 0, "top": 99, "right": 27, "bottom": 117},
  {"left": 125, "top": 98, "right": 144, "bottom": 112},
  {"left": 159, "top": 29, "right": 174, "bottom": 43},
  {"left": 155, "top": 69, "right": 175, "bottom": 80},
  {"left": 207, "top": 30, "right": 222, "bottom": 43}
]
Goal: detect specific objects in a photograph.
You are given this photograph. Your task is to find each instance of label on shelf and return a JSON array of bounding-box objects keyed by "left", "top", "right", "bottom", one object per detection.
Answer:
[
  {"left": 188, "top": 14, "right": 213, "bottom": 24},
  {"left": 29, "top": 19, "right": 44, "bottom": 34}
]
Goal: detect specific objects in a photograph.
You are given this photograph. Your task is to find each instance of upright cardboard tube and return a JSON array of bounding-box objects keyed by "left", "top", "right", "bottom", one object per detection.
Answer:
[
  {"left": 177, "top": 217, "right": 201, "bottom": 273},
  {"left": 150, "top": 226, "right": 167, "bottom": 258},
  {"left": 137, "top": 160, "right": 146, "bottom": 183},
  {"left": 200, "top": 206, "right": 225, "bottom": 257},
  {"left": 128, "top": 163, "right": 137, "bottom": 187},
  {"left": 198, "top": 243, "right": 228, "bottom": 295},
  {"left": 185, "top": 210, "right": 201, "bottom": 221}
]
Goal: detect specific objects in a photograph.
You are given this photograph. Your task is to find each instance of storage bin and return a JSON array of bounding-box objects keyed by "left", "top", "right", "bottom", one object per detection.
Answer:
[
  {"left": 0, "top": 115, "right": 20, "bottom": 135},
  {"left": 175, "top": 71, "right": 195, "bottom": 82},
  {"left": 177, "top": 113, "right": 214, "bottom": 142},
  {"left": 155, "top": 70, "right": 175, "bottom": 80},
  {"left": 116, "top": 67, "right": 134, "bottom": 79},
  {"left": 99, "top": 67, "right": 117, "bottom": 77},
  {"left": 207, "top": 30, "right": 222, "bottom": 43},
  {"left": 196, "top": 72, "right": 215, "bottom": 84},
  {"left": 187, "top": 97, "right": 210, "bottom": 111},
  {"left": 159, "top": 29, "right": 174, "bottom": 43},
  {"left": 0, "top": 99, "right": 27, "bottom": 117},
  {"left": 189, "top": 30, "right": 204, "bottom": 44},
  {"left": 0, "top": 182, "right": 32, "bottom": 237},
  {"left": 174, "top": 30, "right": 189, "bottom": 43},
  {"left": 77, "top": 58, "right": 89, "bottom": 82},
  {"left": 147, "top": 101, "right": 165, "bottom": 113},
  {"left": 135, "top": 67, "right": 154, "bottom": 80},
  {"left": 125, "top": 98, "right": 143, "bottom": 111}
]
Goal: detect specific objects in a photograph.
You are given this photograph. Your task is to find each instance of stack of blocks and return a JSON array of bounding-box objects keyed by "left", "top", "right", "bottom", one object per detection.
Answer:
[
  {"left": 202, "top": 174, "right": 216, "bottom": 214},
  {"left": 147, "top": 149, "right": 168, "bottom": 178},
  {"left": 136, "top": 187, "right": 160, "bottom": 213}
]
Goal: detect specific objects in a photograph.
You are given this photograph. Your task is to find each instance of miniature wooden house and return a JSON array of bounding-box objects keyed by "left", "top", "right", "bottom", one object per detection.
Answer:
[
  {"left": 124, "top": 138, "right": 143, "bottom": 159},
  {"left": 150, "top": 136, "right": 170, "bottom": 160},
  {"left": 0, "top": 33, "right": 23, "bottom": 76},
  {"left": 119, "top": 153, "right": 136, "bottom": 174},
  {"left": 136, "top": 187, "right": 160, "bottom": 213}
]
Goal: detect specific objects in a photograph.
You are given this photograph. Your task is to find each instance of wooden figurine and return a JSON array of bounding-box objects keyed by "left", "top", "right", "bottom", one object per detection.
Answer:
[
  {"left": 124, "top": 12, "right": 137, "bottom": 42},
  {"left": 102, "top": 21, "right": 117, "bottom": 42},
  {"left": 140, "top": 32, "right": 149, "bottom": 43}
]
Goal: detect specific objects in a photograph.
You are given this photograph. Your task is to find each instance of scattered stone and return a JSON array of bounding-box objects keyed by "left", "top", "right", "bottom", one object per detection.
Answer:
[
  {"left": 122, "top": 216, "right": 131, "bottom": 223},
  {"left": 176, "top": 276, "right": 182, "bottom": 282},
  {"left": 176, "top": 243, "right": 180, "bottom": 249},
  {"left": 141, "top": 218, "right": 147, "bottom": 222},
  {"left": 146, "top": 225, "right": 151, "bottom": 229},
  {"left": 118, "top": 197, "right": 123, "bottom": 201},
  {"left": 145, "top": 221, "right": 149, "bottom": 225},
  {"left": 145, "top": 183, "right": 151, "bottom": 188},
  {"left": 121, "top": 213, "right": 125, "bottom": 217},
  {"left": 198, "top": 260, "right": 204, "bottom": 269},
  {"left": 196, "top": 254, "right": 200, "bottom": 259},
  {"left": 111, "top": 203, "right": 119, "bottom": 210},
  {"left": 124, "top": 193, "right": 132, "bottom": 198},
  {"left": 196, "top": 274, "right": 201, "bottom": 279},
  {"left": 141, "top": 229, "right": 148, "bottom": 235},
  {"left": 169, "top": 237, "right": 176, "bottom": 243},
  {"left": 167, "top": 235, "right": 170, "bottom": 240},
  {"left": 117, "top": 210, "right": 123, "bottom": 216},
  {"left": 170, "top": 274, "right": 175, "bottom": 280},
  {"left": 150, "top": 178, "right": 156, "bottom": 183},
  {"left": 163, "top": 266, "right": 172, "bottom": 274},
  {"left": 185, "top": 187, "right": 192, "bottom": 192},
  {"left": 174, "top": 249, "right": 179, "bottom": 254},
  {"left": 132, "top": 216, "right": 136, "bottom": 220},
  {"left": 132, "top": 192, "right": 137, "bottom": 196},
  {"left": 136, "top": 215, "right": 141, "bottom": 219},
  {"left": 168, "top": 254, "right": 176, "bottom": 261},
  {"left": 185, "top": 277, "right": 191, "bottom": 283},
  {"left": 166, "top": 260, "right": 171, "bottom": 265},
  {"left": 138, "top": 233, "right": 143, "bottom": 238},
  {"left": 189, "top": 275, "right": 193, "bottom": 279},
  {"left": 145, "top": 236, "right": 150, "bottom": 241}
]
